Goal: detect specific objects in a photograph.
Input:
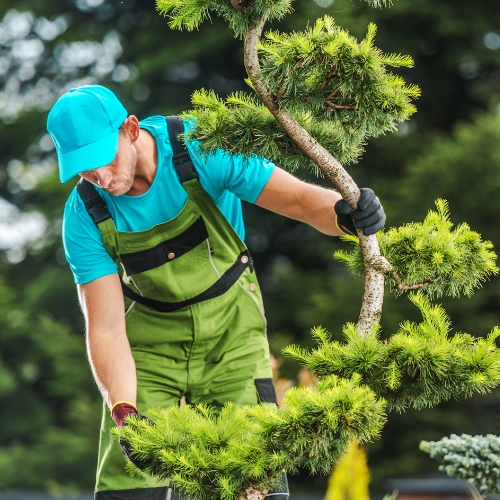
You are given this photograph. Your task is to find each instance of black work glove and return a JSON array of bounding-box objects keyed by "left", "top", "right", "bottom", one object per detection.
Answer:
[
  {"left": 119, "top": 413, "right": 156, "bottom": 472},
  {"left": 335, "top": 188, "right": 386, "bottom": 236},
  {"left": 112, "top": 402, "right": 155, "bottom": 471}
]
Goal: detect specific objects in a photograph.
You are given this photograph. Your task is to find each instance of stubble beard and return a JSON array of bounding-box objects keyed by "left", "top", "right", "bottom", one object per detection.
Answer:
[{"left": 106, "top": 146, "right": 137, "bottom": 196}]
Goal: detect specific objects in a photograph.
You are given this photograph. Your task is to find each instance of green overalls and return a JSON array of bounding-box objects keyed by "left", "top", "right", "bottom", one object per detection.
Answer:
[{"left": 77, "top": 117, "right": 286, "bottom": 500}]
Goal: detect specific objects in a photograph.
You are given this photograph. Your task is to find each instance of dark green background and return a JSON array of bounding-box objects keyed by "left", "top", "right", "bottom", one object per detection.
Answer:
[{"left": 0, "top": 0, "right": 499, "bottom": 495}]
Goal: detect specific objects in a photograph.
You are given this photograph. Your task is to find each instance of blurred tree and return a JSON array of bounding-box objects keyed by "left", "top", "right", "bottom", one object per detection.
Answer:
[
  {"left": 325, "top": 440, "right": 370, "bottom": 500},
  {"left": 0, "top": 274, "right": 100, "bottom": 490}
]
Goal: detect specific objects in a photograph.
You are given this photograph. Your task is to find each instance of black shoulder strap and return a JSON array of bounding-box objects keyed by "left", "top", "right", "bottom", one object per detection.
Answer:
[
  {"left": 166, "top": 115, "right": 198, "bottom": 183},
  {"left": 76, "top": 179, "right": 111, "bottom": 225}
]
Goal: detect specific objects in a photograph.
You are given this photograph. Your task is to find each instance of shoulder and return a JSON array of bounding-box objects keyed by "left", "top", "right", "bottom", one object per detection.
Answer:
[
  {"left": 183, "top": 121, "right": 276, "bottom": 203},
  {"left": 64, "top": 185, "right": 86, "bottom": 216},
  {"left": 139, "top": 115, "right": 168, "bottom": 139}
]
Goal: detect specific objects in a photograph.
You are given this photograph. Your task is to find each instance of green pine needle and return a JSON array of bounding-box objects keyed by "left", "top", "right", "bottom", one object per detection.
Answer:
[
  {"left": 115, "top": 376, "right": 386, "bottom": 499},
  {"left": 284, "top": 292, "right": 500, "bottom": 412},
  {"left": 334, "top": 199, "right": 498, "bottom": 299},
  {"left": 182, "top": 17, "right": 418, "bottom": 173}
]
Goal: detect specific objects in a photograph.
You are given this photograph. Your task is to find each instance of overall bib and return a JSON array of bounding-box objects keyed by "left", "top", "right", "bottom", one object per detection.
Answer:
[{"left": 77, "top": 117, "right": 287, "bottom": 500}]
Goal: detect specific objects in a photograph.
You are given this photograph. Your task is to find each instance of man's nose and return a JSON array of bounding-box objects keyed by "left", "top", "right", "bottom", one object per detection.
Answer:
[{"left": 95, "top": 169, "right": 112, "bottom": 188}]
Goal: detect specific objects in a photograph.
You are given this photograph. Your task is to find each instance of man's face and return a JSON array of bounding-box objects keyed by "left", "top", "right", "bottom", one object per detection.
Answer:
[{"left": 79, "top": 131, "right": 137, "bottom": 196}]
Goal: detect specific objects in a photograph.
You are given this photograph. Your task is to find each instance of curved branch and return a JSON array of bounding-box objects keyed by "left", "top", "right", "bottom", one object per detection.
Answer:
[
  {"left": 239, "top": 486, "right": 268, "bottom": 500},
  {"left": 391, "top": 272, "right": 431, "bottom": 291},
  {"left": 244, "top": 16, "right": 392, "bottom": 335},
  {"left": 325, "top": 101, "right": 357, "bottom": 110}
]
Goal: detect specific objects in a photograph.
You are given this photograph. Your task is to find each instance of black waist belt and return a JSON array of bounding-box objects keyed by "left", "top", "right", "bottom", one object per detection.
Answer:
[{"left": 122, "top": 249, "right": 253, "bottom": 313}]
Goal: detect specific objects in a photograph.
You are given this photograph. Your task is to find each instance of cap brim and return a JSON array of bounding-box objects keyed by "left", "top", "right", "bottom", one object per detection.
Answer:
[{"left": 58, "top": 129, "right": 120, "bottom": 183}]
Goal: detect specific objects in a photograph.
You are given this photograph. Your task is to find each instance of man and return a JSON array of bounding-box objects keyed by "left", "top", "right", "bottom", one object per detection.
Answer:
[{"left": 47, "top": 84, "right": 385, "bottom": 500}]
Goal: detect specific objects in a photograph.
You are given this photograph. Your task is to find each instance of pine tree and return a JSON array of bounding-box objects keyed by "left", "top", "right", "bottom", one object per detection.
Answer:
[
  {"left": 420, "top": 434, "right": 500, "bottom": 498},
  {"left": 115, "top": 0, "right": 500, "bottom": 498}
]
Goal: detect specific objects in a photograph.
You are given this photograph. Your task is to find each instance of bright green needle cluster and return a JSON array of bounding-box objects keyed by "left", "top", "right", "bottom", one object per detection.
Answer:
[
  {"left": 284, "top": 293, "right": 500, "bottom": 411},
  {"left": 156, "top": 0, "right": 387, "bottom": 40},
  {"left": 420, "top": 434, "right": 500, "bottom": 497},
  {"left": 183, "top": 17, "right": 418, "bottom": 172},
  {"left": 249, "top": 375, "right": 386, "bottom": 474},
  {"left": 156, "top": 0, "right": 293, "bottom": 40},
  {"left": 334, "top": 200, "right": 498, "bottom": 298},
  {"left": 115, "top": 375, "right": 386, "bottom": 499},
  {"left": 259, "top": 17, "right": 419, "bottom": 135},
  {"left": 183, "top": 89, "right": 364, "bottom": 174}
]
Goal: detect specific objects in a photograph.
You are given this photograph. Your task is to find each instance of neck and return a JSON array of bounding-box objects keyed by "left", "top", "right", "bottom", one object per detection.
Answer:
[{"left": 128, "top": 129, "right": 158, "bottom": 196}]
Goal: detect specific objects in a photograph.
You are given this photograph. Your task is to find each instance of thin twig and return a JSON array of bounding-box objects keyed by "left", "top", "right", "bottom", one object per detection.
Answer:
[
  {"left": 222, "top": 136, "right": 235, "bottom": 149},
  {"left": 390, "top": 271, "right": 431, "bottom": 291},
  {"left": 319, "top": 65, "right": 337, "bottom": 92},
  {"left": 327, "top": 86, "right": 341, "bottom": 100},
  {"left": 395, "top": 282, "right": 431, "bottom": 291},
  {"left": 326, "top": 100, "right": 357, "bottom": 110}
]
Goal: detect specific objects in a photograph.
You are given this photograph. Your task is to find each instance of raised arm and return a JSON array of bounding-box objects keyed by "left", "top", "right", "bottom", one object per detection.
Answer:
[
  {"left": 255, "top": 166, "right": 344, "bottom": 236},
  {"left": 77, "top": 274, "right": 137, "bottom": 410}
]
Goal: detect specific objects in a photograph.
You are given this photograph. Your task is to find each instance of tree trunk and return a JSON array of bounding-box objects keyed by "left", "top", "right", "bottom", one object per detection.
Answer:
[
  {"left": 243, "top": 16, "right": 392, "bottom": 334},
  {"left": 239, "top": 486, "right": 268, "bottom": 500}
]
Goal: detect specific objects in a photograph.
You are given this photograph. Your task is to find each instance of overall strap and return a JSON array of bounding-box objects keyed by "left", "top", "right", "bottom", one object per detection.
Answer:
[
  {"left": 166, "top": 116, "right": 199, "bottom": 183},
  {"left": 76, "top": 179, "right": 111, "bottom": 225},
  {"left": 122, "top": 249, "right": 253, "bottom": 313}
]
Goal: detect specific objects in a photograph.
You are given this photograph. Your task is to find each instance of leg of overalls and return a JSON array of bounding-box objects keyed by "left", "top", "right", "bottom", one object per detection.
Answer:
[{"left": 185, "top": 279, "right": 289, "bottom": 500}]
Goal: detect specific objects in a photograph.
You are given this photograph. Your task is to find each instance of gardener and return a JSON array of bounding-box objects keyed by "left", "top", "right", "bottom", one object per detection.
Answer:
[{"left": 47, "top": 84, "right": 385, "bottom": 500}]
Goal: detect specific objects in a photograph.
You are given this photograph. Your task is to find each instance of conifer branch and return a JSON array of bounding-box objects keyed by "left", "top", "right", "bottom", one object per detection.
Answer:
[
  {"left": 243, "top": 14, "right": 390, "bottom": 335},
  {"left": 420, "top": 434, "right": 500, "bottom": 497},
  {"left": 319, "top": 65, "right": 337, "bottom": 92},
  {"left": 391, "top": 271, "right": 430, "bottom": 291},
  {"left": 335, "top": 200, "right": 498, "bottom": 299},
  {"left": 325, "top": 101, "right": 357, "bottom": 110},
  {"left": 285, "top": 294, "right": 500, "bottom": 411}
]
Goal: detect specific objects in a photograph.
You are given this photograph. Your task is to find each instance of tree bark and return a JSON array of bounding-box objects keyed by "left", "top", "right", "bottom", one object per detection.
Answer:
[
  {"left": 239, "top": 486, "right": 268, "bottom": 500},
  {"left": 243, "top": 16, "right": 392, "bottom": 334}
]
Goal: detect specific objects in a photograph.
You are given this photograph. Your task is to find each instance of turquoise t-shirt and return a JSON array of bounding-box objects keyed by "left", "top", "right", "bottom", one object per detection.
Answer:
[{"left": 63, "top": 116, "right": 275, "bottom": 285}]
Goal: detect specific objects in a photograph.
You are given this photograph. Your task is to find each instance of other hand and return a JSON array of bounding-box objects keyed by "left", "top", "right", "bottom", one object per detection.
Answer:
[
  {"left": 112, "top": 401, "right": 154, "bottom": 471},
  {"left": 334, "top": 188, "right": 386, "bottom": 236}
]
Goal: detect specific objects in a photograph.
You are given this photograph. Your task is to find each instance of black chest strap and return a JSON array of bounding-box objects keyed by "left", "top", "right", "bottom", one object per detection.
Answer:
[
  {"left": 122, "top": 249, "right": 253, "bottom": 313},
  {"left": 166, "top": 115, "right": 199, "bottom": 183},
  {"left": 76, "top": 178, "right": 111, "bottom": 225}
]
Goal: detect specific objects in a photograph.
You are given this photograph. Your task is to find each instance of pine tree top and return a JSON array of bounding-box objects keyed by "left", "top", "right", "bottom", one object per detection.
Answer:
[
  {"left": 420, "top": 434, "right": 500, "bottom": 497},
  {"left": 182, "top": 17, "right": 418, "bottom": 173}
]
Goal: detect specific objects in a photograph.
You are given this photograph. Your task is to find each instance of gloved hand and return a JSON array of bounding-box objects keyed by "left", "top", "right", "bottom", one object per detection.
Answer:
[
  {"left": 112, "top": 401, "right": 154, "bottom": 471},
  {"left": 334, "top": 188, "right": 386, "bottom": 236}
]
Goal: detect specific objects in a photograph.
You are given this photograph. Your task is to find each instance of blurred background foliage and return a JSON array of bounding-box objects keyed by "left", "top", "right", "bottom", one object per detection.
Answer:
[{"left": 0, "top": 0, "right": 499, "bottom": 496}]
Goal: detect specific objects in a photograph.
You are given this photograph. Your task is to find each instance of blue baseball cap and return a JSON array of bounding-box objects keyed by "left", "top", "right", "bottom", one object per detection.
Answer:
[{"left": 47, "top": 85, "right": 128, "bottom": 183}]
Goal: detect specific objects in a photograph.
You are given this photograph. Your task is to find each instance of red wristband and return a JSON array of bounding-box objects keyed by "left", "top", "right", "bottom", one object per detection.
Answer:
[{"left": 111, "top": 401, "right": 138, "bottom": 427}]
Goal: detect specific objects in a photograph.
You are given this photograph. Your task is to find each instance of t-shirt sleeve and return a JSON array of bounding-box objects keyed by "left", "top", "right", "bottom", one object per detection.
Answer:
[
  {"left": 63, "top": 190, "right": 118, "bottom": 285},
  {"left": 185, "top": 123, "right": 275, "bottom": 203}
]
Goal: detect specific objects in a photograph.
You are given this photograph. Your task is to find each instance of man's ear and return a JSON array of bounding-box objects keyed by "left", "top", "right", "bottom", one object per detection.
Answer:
[{"left": 122, "top": 115, "right": 140, "bottom": 142}]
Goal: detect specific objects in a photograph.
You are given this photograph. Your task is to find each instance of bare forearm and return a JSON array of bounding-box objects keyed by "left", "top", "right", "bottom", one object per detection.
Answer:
[
  {"left": 256, "top": 167, "right": 344, "bottom": 236},
  {"left": 295, "top": 184, "right": 343, "bottom": 236},
  {"left": 86, "top": 326, "right": 137, "bottom": 410},
  {"left": 78, "top": 275, "right": 137, "bottom": 411}
]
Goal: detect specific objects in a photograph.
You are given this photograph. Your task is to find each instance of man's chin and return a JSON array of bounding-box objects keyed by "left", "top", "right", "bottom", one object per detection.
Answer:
[{"left": 106, "top": 185, "right": 129, "bottom": 196}]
